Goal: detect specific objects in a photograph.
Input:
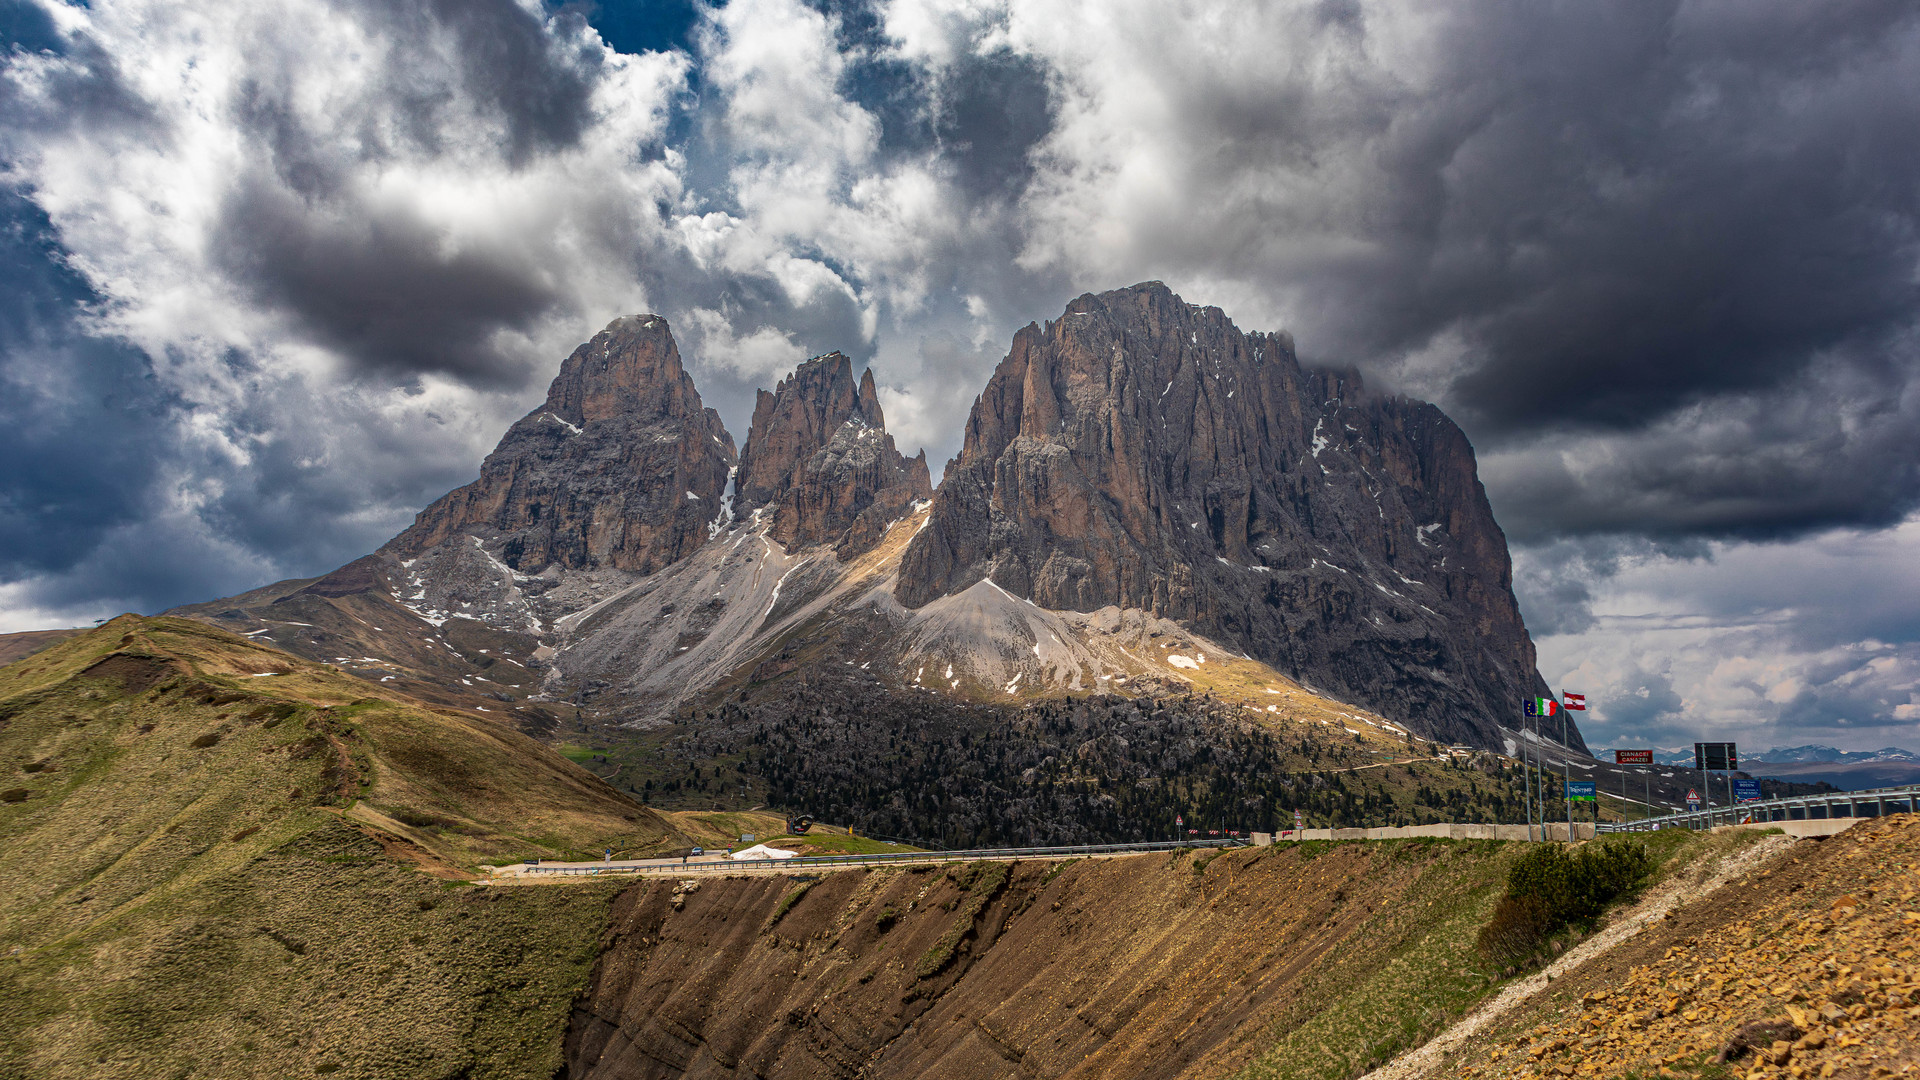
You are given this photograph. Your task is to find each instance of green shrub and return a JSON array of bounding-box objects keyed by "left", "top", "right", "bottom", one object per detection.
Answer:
[{"left": 1477, "top": 840, "right": 1650, "bottom": 966}]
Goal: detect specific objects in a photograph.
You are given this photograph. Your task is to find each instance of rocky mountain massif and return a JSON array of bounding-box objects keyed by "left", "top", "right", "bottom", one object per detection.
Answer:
[
  {"left": 169, "top": 282, "right": 1578, "bottom": 758},
  {"left": 901, "top": 284, "right": 1555, "bottom": 749}
]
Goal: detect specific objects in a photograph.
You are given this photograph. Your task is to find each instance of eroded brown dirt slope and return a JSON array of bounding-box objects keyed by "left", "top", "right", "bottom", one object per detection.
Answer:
[
  {"left": 1441, "top": 815, "right": 1920, "bottom": 1080},
  {"left": 564, "top": 840, "right": 1516, "bottom": 1080}
]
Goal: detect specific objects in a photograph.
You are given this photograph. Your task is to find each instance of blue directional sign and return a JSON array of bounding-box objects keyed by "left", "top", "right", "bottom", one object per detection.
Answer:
[
  {"left": 1732, "top": 778, "right": 1762, "bottom": 803},
  {"left": 1567, "top": 780, "right": 1596, "bottom": 801}
]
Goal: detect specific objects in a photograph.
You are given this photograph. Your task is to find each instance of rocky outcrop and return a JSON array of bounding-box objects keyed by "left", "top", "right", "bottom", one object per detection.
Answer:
[
  {"left": 734, "top": 353, "right": 931, "bottom": 557},
  {"left": 897, "top": 282, "right": 1563, "bottom": 749},
  {"left": 385, "top": 316, "right": 735, "bottom": 576}
]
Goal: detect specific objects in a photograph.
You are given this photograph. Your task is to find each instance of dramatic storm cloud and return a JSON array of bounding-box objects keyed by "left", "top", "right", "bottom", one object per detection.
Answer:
[{"left": 2, "top": 0, "right": 1918, "bottom": 751}]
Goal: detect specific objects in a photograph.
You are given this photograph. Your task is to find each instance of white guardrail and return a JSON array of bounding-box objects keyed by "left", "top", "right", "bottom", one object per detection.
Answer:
[
  {"left": 518, "top": 837, "right": 1247, "bottom": 877},
  {"left": 1598, "top": 784, "right": 1920, "bottom": 834}
]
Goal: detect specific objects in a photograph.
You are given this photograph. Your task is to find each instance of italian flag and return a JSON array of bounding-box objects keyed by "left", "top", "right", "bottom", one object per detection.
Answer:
[{"left": 1530, "top": 696, "right": 1559, "bottom": 717}]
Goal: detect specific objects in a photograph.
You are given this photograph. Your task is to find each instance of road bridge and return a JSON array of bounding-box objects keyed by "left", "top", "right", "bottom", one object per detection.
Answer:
[{"left": 1601, "top": 783, "right": 1919, "bottom": 835}]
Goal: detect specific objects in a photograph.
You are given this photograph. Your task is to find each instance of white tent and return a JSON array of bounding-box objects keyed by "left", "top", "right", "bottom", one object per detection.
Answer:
[{"left": 728, "top": 843, "right": 799, "bottom": 861}]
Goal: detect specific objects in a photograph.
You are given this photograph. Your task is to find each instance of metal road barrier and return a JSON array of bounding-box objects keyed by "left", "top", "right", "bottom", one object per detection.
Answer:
[
  {"left": 1598, "top": 784, "right": 1920, "bottom": 834},
  {"left": 519, "top": 837, "right": 1246, "bottom": 877}
]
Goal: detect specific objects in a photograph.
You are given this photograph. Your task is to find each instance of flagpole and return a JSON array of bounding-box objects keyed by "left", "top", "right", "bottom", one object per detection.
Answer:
[
  {"left": 1520, "top": 701, "right": 1533, "bottom": 842},
  {"left": 1526, "top": 723, "right": 1536, "bottom": 842},
  {"left": 1561, "top": 702, "right": 1571, "bottom": 840},
  {"left": 1528, "top": 703, "right": 1543, "bottom": 837},
  {"left": 1527, "top": 704, "right": 1538, "bottom": 842},
  {"left": 1698, "top": 748, "right": 1708, "bottom": 831},
  {"left": 1533, "top": 703, "right": 1544, "bottom": 839}
]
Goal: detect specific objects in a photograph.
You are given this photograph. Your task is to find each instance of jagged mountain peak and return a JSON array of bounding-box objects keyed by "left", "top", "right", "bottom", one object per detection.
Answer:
[
  {"left": 542, "top": 314, "right": 710, "bottom": 427},
  {"left": 383, "top": 315, "right": 734, "bottom": 577},
  {"left": 736, "top": 352, "right": 930, "bottom": 556}
]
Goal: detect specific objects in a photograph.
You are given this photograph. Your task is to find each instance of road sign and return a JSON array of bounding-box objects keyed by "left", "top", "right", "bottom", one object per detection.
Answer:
[
  {"left": 1176, "top": 815, "right": 1183, "bottom": 827},
  {"left": 1294, "top": 809, "right": 1304, "bottom": 828},
  {"left": 1733, "top": 778, "right": 1762, "bottom": 803},
  {"left": 1686, "top": 789, "right": 1702, "bottom": 809},
  {"left": 1694, "top": 742, "right": 1738, "bottom": 771},
  {"left": 1567, "top": 781, "right": 1596, "bottom": 801},
  {"left": 1614, "top": 749, "right": 1654, "bottom": 765}
]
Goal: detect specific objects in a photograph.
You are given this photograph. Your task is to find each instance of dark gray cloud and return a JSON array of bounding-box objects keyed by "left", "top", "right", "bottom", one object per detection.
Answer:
[
  {"left": 196, "top": 0, "right": 629, "bottom": 385},
  {"left": 350, "top": 0, "right": 602, "bottom": 165},
  {"left": 211, "top": 176, "right": 560, "bottom": 386},
  {"left": 1392, "top": 3, "right": 1920, "bottom": 425},
  {"left": 1418, "top": 0, "right": 1920, "bottom": 536},
  {"left": 932, "top": 48, "right": 1052, "bottom": 202},
  {"left": 1480, "top": 342, "right": 1920, "bottom": 543}
]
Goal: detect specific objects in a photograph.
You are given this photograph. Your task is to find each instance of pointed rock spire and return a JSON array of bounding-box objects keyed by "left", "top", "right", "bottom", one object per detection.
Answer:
[
  {"left": 385, "top": 315, "right": 735, "bottom": 575},
  {"left": 735, "top": 352, "right": 931, "bottom": 556}
]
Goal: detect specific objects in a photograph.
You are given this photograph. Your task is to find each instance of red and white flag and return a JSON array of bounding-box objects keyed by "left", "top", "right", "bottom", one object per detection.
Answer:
[{"left": 1562, "top": 692, "right": 1587, "bottom": 711}]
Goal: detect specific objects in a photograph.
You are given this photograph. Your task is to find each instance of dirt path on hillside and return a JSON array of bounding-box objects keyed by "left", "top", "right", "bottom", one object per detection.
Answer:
[
  {"left": 1331, "top": 755, "right": 1444, "bottom": 773},
  {"left": 1363, "top": 831, "right": 1798, "bottom": 1080}
]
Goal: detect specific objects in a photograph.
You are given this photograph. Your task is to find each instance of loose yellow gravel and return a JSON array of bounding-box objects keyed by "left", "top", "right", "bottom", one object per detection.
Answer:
[{"left": 1460, "top": 815, "right": 1920, "bottom": 1080}]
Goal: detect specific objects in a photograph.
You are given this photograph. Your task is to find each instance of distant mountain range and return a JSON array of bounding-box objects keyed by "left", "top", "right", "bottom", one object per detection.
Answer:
[
  {"left": 1753, "top": 744, "right": 1918, "bottom": 764},
  {"left": 1592, "top": 744, "right": 1920, "bottom": 791}
]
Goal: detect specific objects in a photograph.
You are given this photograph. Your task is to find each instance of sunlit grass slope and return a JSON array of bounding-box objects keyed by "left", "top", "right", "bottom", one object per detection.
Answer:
[{"left": 0, "top": 615, "right": 684, "bottom": 1079}]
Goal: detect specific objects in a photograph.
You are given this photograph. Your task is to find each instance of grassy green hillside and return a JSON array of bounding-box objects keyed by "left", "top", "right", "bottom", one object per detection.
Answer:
[{"left": 0, "top": 616, "right": 683, "bottom": 1079}]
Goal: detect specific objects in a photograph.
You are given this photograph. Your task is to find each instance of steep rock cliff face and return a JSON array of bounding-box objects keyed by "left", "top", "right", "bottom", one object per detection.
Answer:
[
  {"left": 735, "top": 353, "right": 931, "bottom": 557},
  {"left": 897, "top": 282, "right": 1561, "bottom": 749},
  {"left": 386, "top": 316, "right": 735, "bottom": 576}
]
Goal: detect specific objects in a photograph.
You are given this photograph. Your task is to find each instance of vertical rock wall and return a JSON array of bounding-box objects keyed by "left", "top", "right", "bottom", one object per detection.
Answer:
[{"left": 897, "top": 282, "right": 1562, "bottom": 748}]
